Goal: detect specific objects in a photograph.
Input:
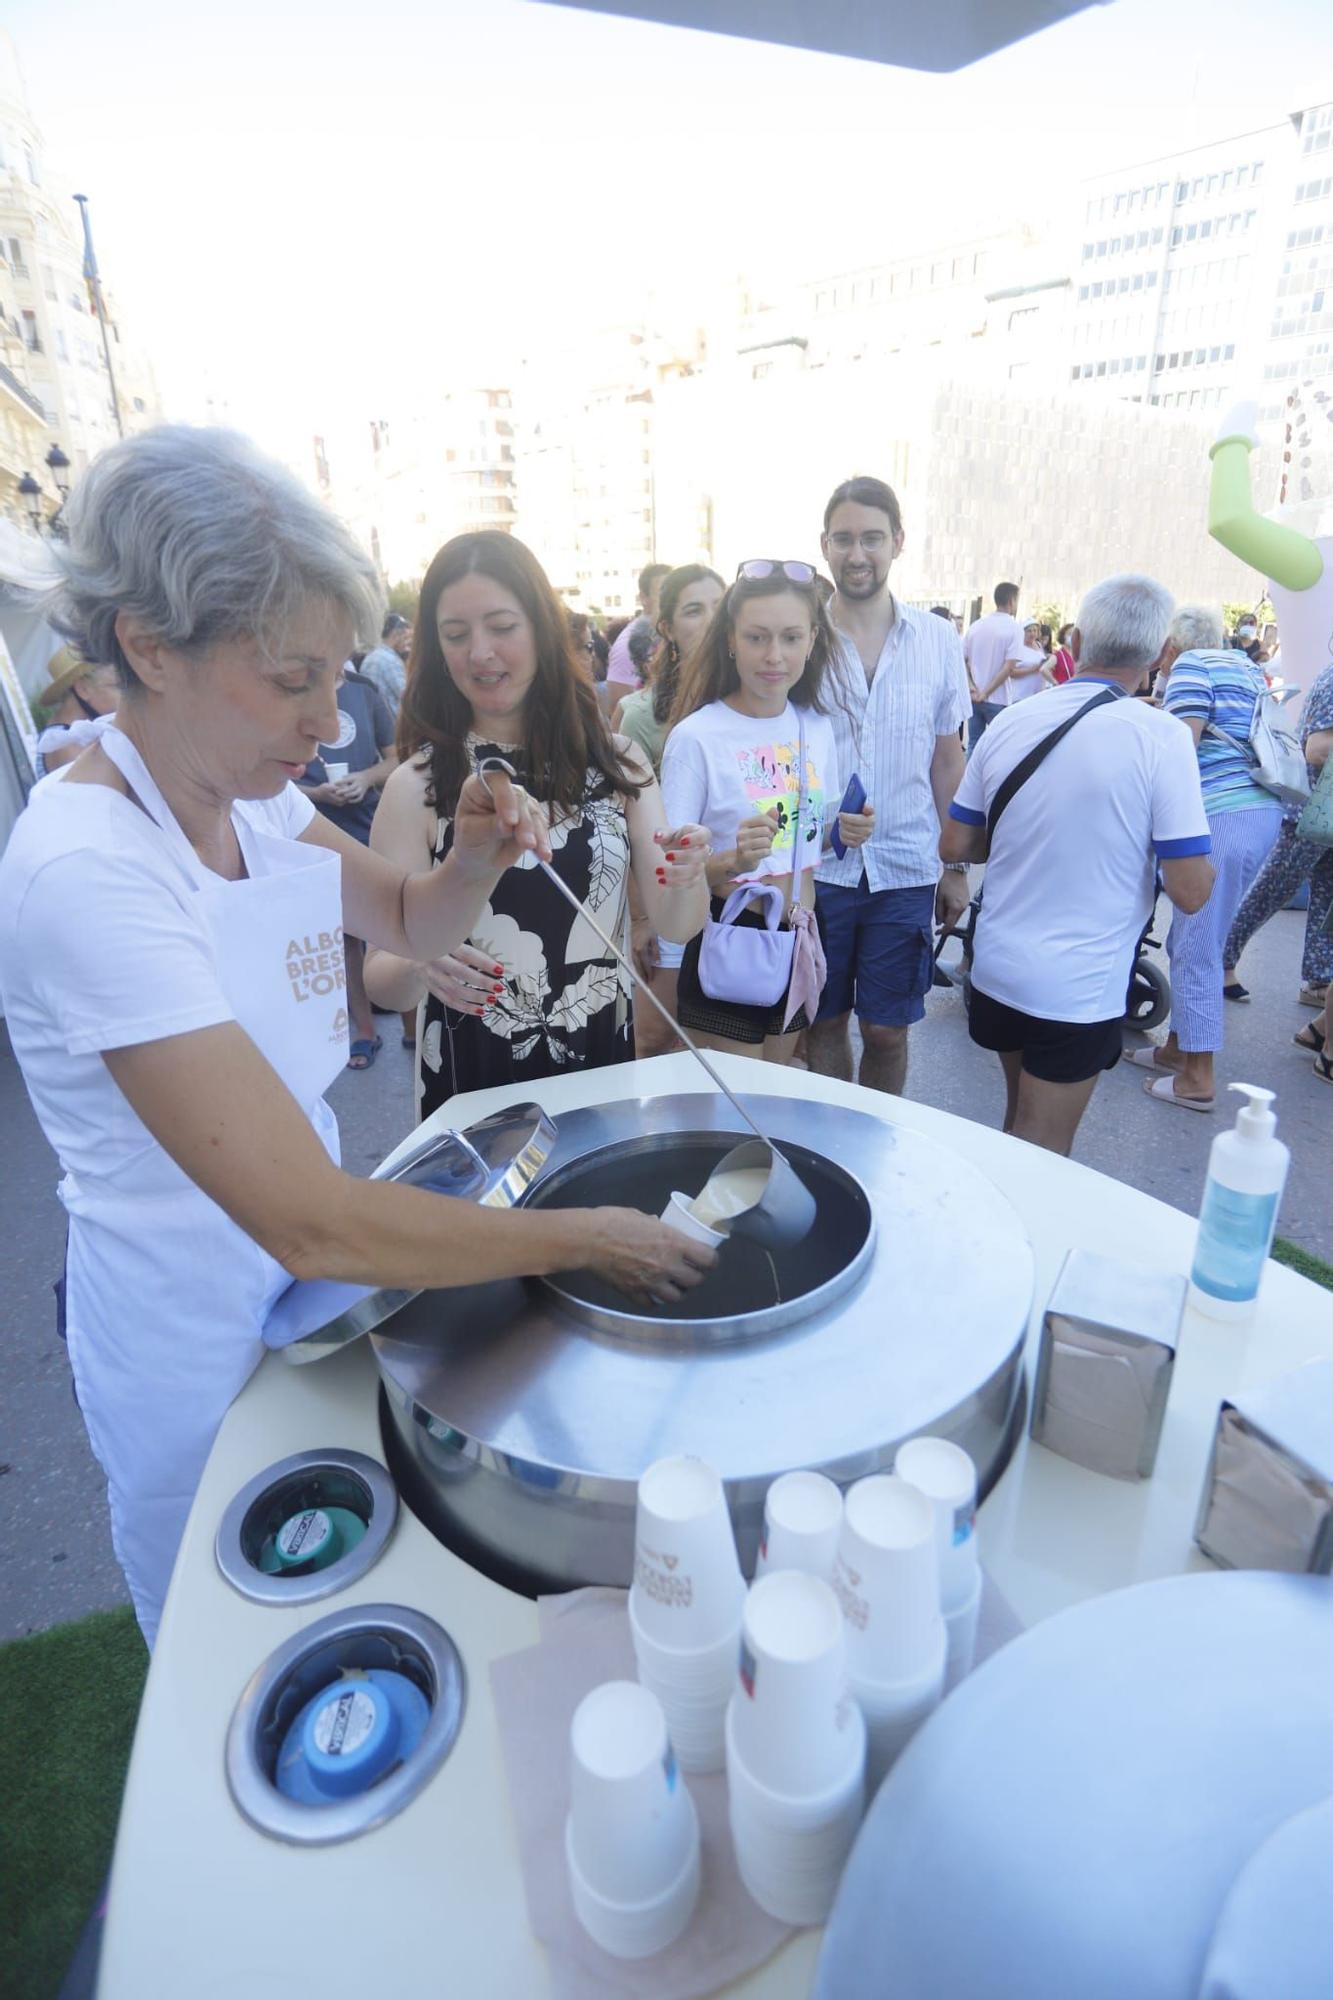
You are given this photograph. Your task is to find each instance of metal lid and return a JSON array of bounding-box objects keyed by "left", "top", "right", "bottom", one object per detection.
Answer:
[{"left": 267, "top": 1102, "right": 556, "bottom": 1364}]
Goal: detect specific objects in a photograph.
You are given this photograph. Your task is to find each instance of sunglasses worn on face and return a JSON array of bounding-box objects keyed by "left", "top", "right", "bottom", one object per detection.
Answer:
[{"left": 735, "top": 560, "right": 817, "bottom": 584}]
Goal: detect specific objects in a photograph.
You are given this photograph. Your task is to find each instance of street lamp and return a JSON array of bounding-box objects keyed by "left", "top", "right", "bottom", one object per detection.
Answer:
[
  {"left": 45, "top": 444, "right": 71, "bottom": 499},
  {"left": 18, "top": 471, "right": 42, "bottom": 529}
]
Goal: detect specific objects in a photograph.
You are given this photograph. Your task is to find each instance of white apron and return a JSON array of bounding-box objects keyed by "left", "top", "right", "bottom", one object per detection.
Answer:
[{"left": 62, "top": 727, "right": 348, "bottom": 1647}]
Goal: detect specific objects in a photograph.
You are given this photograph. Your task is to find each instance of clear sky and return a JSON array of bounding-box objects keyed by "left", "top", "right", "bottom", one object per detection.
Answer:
[{"left": 5, "top": 0, "right": 1331, "bottom": 463}]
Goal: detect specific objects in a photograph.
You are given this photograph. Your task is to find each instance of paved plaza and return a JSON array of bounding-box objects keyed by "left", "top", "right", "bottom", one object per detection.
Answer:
[{"left": 1, "top": 901, "right": 1326, "bottom": 1643}]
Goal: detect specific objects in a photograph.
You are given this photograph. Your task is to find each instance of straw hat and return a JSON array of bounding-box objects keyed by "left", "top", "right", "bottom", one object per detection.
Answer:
[{"left": 37, "top": 647, "right": 94, "bottom": 711}]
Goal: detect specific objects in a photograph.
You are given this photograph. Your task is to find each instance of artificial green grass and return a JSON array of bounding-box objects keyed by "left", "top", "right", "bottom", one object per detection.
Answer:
[
  {"left": 0, "top": 1606, "right": 147, "bottom": 2000},
  {"left": 1272, "top": 1235, "right": 1333, "bottom": 1292}
]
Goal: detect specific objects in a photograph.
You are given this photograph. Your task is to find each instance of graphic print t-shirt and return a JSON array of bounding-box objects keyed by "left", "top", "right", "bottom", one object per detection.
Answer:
[{"left": 660, "top": 700, "right": 839, "bottom": 882}]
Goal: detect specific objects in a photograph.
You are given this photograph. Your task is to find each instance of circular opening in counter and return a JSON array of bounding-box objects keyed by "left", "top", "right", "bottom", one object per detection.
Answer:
[
  {"left": 525, "top": 1132, "right": 875, "bottom": 1344},
  {"left": 215, "top": 1450, "right": 399, "bottom": 1606},
  {"left": 225, "top": 1604, "right": 465, "bottom": 1845}
]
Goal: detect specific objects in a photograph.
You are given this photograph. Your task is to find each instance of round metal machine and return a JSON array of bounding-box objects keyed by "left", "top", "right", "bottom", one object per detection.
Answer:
[{"left": 373, "top": 1093, "right": 1034, "bottom": 1594}]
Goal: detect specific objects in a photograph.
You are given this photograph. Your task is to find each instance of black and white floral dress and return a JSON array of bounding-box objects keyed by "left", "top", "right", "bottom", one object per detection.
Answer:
[{"left": 418, "top": 738, "right": 635, "bottom": 1118}]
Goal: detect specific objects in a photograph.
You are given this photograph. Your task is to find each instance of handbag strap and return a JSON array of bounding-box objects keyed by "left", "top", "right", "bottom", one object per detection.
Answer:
[
  {"left": 718, "top": 880, "right": 785, "bottom": 930},
  {"left": 985, "top": 686, "right": 1120, "bottom": 856},
  {"left": 794, "top": 708, "right": 808, "bottom": 879}
]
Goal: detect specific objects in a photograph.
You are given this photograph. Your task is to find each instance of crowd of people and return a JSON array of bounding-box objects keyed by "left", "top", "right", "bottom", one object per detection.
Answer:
[
  {"left": 30, "top": 453, "right": 1333, "bottom": 1160},
  {"left": 7, "top": 422, "right": 1332, "bottom": 1645}
]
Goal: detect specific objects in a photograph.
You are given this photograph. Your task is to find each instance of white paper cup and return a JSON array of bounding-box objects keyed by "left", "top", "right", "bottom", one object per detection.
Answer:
[
  {"left": 895, "top": 1436, "right": 980, "bottom": 1613},
  {"left": 726, "top": 1694, "right": 865, "bottom": 1830},
  {"left": 944, "top": 1569, "right": 982, "bottom": 1691},
  {"left": 567, "top": 1681, "right": 696, "bottom": 1907},
  {"left": 727, "top": 1700, "right": 865, "bottom": 1925},
  {"left": 730, "top": 1570, "right": 859, "bottom": 1797},
  {"left": 851, "top": 1633, "right": 946, "bottom": 1795},
  {"left": 633, "top": 1455, "right": 745, "bottom": 1649},
  {"left": 630, "top": 1583, "right": 741, "bottom": 1774},
  {"left": 660, "top": 1191, "right": 726, "bottom": 1247},
  {"left": 754, "top": 1471, "right": 843, "bottom": 1583},
  {"left": 835, "top": 1475, "right": 943, "bottom": 1686},
  {"left": 323, "top": 761, "right": 349, "bottom": 782},
  {"left": 629, "top": 1597, "right": 740, "bottom": 1688},
  {"left": 566, "top": 1800, "right": 700, "bottom": 1959}
]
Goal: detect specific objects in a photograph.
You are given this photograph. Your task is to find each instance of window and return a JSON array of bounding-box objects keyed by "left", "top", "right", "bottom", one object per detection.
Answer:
[
  {"left": 24, "top": 146, "right": 38, "bottom": 185},
  {"left": 56, "top": 328, "right": 68, "bottom": 362},
  {"left": 21, "top": 308, "right": 40, "bottom": 351}
]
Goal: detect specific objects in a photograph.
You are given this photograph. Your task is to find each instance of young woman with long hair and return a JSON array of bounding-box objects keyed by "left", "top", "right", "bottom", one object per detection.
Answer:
[
  {"left": 365, "top": 532, "right": 709, "bottom": 1115},
  {"left": 614, "top": 565, "right": 726, "bottom": 1058},
  {"left": 661, "top": 561, "right": 870, "bottom": 1064}
]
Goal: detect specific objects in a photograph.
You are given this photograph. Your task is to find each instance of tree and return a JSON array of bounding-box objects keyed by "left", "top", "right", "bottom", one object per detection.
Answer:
[{"left": 386, "top": 579, "right": 420, "bottom": 623}]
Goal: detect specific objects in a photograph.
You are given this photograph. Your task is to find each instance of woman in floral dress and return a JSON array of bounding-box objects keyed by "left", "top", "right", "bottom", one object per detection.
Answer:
[{"left": 365, "top": 533, "right": 709, "bottom": 1117}]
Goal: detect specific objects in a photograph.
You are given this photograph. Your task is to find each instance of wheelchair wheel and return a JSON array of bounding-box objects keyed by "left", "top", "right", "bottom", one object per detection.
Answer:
[{"left": 1124, "top": 958, "right": 1170, "bottom": 1032}]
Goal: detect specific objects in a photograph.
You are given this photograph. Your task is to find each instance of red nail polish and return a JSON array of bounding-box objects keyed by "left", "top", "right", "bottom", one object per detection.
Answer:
[{"left": 666, "top": 852, "right": 677, "bottom": 861}]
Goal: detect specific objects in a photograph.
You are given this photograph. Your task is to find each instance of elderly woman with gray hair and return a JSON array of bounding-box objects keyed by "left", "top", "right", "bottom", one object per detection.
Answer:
[
  {"left": 0, "top": 428, "right": 712, "bottom": 1647},
  {"left": 1127, "top": 603, "right": 1283, "bottom": 1111}
]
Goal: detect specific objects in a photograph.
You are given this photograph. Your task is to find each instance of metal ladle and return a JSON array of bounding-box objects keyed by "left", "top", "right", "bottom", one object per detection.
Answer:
[{"left": 475, "top": 757, "right": 816, "bottom": 1251}]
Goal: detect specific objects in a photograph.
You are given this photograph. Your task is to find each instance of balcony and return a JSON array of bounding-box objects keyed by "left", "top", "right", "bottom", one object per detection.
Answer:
[{"left": 0, "top": 359, "right": 46, "bottom": 421}]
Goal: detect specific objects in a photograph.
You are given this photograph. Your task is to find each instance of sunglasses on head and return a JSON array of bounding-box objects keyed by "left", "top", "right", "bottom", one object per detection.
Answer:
[{"left": 735, "top": 560, "right": 817, "bottom": 585}]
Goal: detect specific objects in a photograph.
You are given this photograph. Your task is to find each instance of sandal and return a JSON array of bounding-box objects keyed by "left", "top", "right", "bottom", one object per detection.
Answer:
[
  {"left": 1315, "top": 1050, "right": 1333, "bottom": 1085},
  {"left": 1294, "top": 1021, "right": 1326, "bottom": 1053},
  {"left": 1124, "top": 1044, "right": 1178, "bottom": 1073},
  {"left": 1222, "top": 981, "right": 1249, "bottom": 1003},
  {"left": 347, "top": 1034, "right": 382, "bottom": 1070},
  {"left": 1142, "top": 1072, "right": 1214, "bottom": 1112}
]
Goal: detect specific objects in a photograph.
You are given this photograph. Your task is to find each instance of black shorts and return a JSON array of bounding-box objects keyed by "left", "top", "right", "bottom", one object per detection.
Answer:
[
  {"left": 676, "top": 899, "right": 812, "bottom": 1046},
  {"left": 967, "top": 984, "right": 1122, "bottom": 1085}
]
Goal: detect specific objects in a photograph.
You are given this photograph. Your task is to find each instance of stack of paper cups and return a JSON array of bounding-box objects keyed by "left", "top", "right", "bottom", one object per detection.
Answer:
[
  {"left": 565, "top": 1680, "right": 701, "bottom": 1959},
  {"left": 629, "top": 1454, "right": 745, "bottom": 1772},
  {"left": 727, "top": 1571, "right": 866, "bottom": 1926},
  {"left": 834, "top": 1475, "right": 946, "bottom": 1794},
  {"left": 754, "top": 1470, "right": 843, "bottom": 1583},
  {"left": 895, "top": 1436, "right": 982, "bottom": 1691}
]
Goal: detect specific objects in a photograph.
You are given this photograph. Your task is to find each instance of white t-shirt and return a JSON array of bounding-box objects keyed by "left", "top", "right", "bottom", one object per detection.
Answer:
[
  {"left": 0, "top": 771, "right": 315, "bottom": 1188},
  {"left": 962, "top": 611, "right": 1022, "bottom": 700},
  {"left": 950, "top": 680, "right": 1210, "bottom": 1022},
  {"left": 1001, "top": 643, "right": 1047, "bottom": 705},
  {"left": 660, "top": 700, "right": 839, "bottom": 884}
]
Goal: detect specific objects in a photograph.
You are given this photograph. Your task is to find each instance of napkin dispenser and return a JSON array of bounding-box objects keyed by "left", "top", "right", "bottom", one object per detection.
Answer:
[
  {"left": 1030, "top": 1250, "right": 1186, "bottom": 1480},
  {"left": 1194, "top": 1361, "right": 1333, "bottom": 1574}
]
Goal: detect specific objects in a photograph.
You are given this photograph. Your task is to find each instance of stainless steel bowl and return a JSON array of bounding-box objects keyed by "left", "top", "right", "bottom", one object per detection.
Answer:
[{"left": 372, "top": 1093, "right": 1035, "bottom": 1595}]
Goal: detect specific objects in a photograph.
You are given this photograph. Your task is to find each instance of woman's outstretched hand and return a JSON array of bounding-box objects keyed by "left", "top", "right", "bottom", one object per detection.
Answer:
[{"left": 577, "top": 1207, "right": 717, "bottom": 1305}]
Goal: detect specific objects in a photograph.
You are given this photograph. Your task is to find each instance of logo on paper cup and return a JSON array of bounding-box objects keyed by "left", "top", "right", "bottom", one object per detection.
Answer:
[
  {"left": 952, "top": 1499, "right": 976, "bottom": 1546},
  {"left": 832, "top": 1555, "right": 869, "bottom": 1632},
  {"left": 634, "top": 1547, "right": 693, "bottom": 1608},
  {"left": 739, "top": 1637, "right": 757, "bottom": 1698}
]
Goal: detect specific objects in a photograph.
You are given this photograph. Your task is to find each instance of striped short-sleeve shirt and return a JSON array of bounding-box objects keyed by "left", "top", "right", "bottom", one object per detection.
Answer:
[{"left": 1161, "top": 648, "right": 1273, "bottom": 815}]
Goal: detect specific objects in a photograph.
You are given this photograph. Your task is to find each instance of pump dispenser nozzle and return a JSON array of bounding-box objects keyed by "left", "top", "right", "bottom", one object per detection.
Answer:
[{"left": 1228, "top": 1082, "right": 1277, "bottom": 1141}]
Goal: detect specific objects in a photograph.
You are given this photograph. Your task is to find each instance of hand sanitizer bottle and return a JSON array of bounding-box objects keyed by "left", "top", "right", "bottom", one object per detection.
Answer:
[{"left": 1189, "top": 1083, "right": 1290, "bottom": 1321}]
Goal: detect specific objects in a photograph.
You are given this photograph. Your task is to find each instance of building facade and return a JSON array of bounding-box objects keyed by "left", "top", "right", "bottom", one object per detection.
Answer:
[{"left": 0, "top": 33, "right": 163, "bottom": 526}]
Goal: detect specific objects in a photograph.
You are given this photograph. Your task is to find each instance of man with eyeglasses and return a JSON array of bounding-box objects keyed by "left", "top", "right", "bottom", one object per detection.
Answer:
[{"left": 808, "top": 476, "right": 971, "bottom": 1097}]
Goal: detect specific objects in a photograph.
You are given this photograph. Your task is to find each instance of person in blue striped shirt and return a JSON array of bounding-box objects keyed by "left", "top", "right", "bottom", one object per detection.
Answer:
[{"left": 1127, "top": 608, "right": 1283, "bottom": 1111}]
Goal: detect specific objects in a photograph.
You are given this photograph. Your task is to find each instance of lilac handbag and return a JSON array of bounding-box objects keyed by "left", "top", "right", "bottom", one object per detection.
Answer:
[{"left": 696, "top": 712, "right": 807, "bottom": 1008}]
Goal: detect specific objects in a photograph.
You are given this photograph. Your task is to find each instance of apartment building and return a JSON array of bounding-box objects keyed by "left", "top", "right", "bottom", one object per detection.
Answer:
[{"left": 0, "top": 33, "right": 162, "bottom": 522}]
